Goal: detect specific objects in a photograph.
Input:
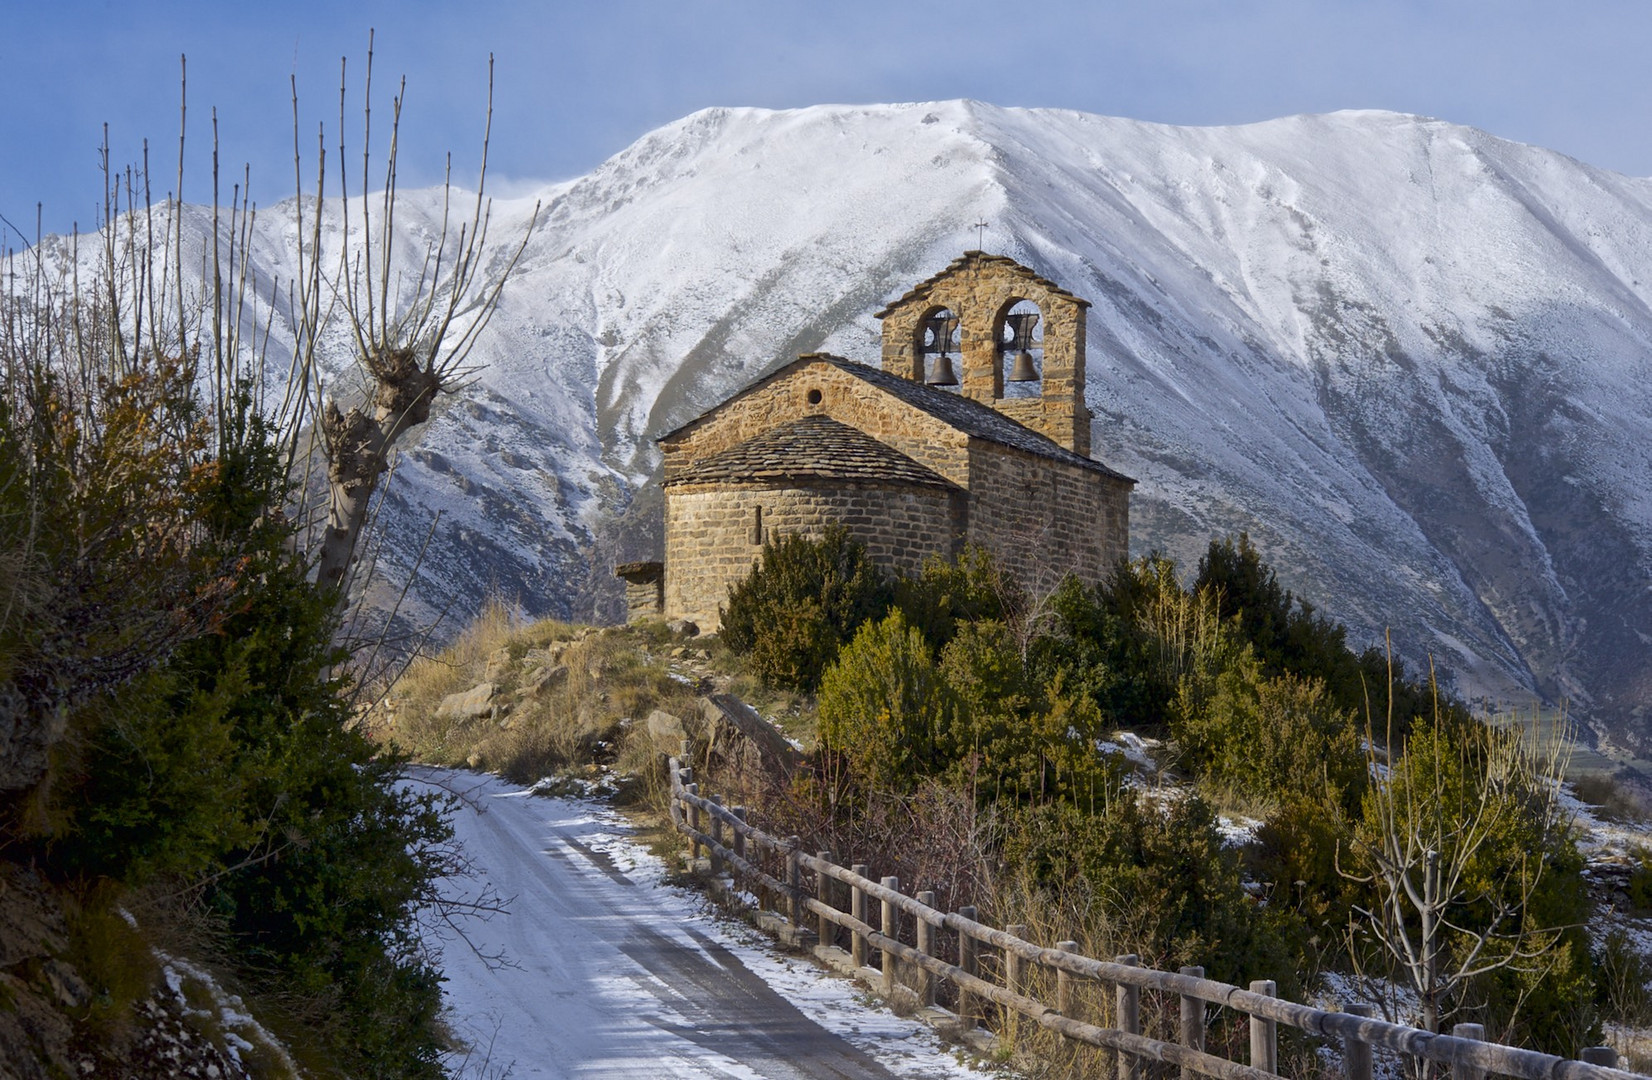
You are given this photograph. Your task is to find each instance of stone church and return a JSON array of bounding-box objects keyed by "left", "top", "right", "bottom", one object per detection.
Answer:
[{"left": 617, "top": 253, "right": 1135, "bottom": 630}]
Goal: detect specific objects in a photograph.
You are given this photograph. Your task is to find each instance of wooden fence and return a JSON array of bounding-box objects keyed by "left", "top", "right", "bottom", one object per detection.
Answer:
[{"left": 668, "top": 755, "right": 1640, "bottom": 1080}]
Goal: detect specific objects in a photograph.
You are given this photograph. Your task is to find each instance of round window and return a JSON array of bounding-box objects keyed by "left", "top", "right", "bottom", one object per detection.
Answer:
[{"left": 806, "top": 388, "right": 823, "bottom": 405}]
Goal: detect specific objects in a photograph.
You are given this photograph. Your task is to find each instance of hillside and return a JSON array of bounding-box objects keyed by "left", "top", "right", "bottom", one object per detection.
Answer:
[{"left": 33, "top": 102, "right": 1652, "bottom": 748}]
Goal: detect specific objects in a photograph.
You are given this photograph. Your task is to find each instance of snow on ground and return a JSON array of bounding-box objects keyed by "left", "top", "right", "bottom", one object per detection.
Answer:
[
  {"left": 1561, "top": 782, "right": 1651, "bottom": 863},
  {"left": 410, "top": 768, "right": 993, "bottom": 1080},
  {"left": 1097, "top": 731, "right": 1160, "bottom": 773}
]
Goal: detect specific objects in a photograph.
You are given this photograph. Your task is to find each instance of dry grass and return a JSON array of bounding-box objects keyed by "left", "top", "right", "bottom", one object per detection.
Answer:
[
  {"left": 1572, "top": 771, "right": 1652, "bottom": 824},
  {"left": 375, "top": 606, "right": 705, "bottom": 789},
  {"left": 1607, "top": 1025, "right": 1652, "bottom": 1074}
]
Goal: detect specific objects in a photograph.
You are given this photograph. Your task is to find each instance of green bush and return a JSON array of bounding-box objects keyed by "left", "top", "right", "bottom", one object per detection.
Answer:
[
  {"left": 13, "top": 387, "right": 452, "bottom": 1078},
  {"left": 816, "top": 609, "right": 951, "bottom": 793},
  {"left": 1626, "top": 846, "right": 1652, "bottom": 913},
  {"left": 720, "top": 526, "right": 892, "bottom": 691},
  {"left": 1002, "top": 794, "right": 1310, "bottom": 996},
  {"left": 892, "top": 545, "right": 1017, "bottom": 653},
  {"left": 1195, "top": 533, "right": 1469, "bottom": 737},
  {"left": 1249, "top": 791, "right": 1356, "bottom": 941},
  {"left": 1172, "top": 654, "right": 1367, "bottom": 815},
  {"left": 1026, "top": 566, "right": 1181, "bottom": 731},
  {"left": 939, "top": 619, "right": 1114, "bottom": 809}
]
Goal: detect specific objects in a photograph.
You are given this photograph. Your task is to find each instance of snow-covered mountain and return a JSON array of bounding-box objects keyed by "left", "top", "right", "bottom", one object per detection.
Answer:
[{"left": 67, "top": 102, "right": 1652, "bottom": 748}]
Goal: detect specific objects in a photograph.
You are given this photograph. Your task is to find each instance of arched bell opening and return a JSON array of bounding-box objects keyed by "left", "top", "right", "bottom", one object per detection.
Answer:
[
  {"left": 996, "top": 298, "right": 1043, "bottom": 399},
  {"left": 914, "top": 306, "right": 961, "bottom": 390}
]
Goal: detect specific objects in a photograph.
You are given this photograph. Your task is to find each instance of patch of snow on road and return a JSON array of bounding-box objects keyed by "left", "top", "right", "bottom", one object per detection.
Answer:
[{"left": 415, "top": 769, "right": 991, "bottom": 1080}]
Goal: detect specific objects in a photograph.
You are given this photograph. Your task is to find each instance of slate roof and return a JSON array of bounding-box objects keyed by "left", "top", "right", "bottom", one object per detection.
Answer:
[
  {"left": 873, "top": 251, "right": 1089, "bottom": 319},
  {"left": 665, "top": 414, "right": 957, "bottom": 490},
  {"left": 817, "top": 357, "right": 1135, "bottom": 483},
  {"left": 658, "top": 352, "right": 1135, "bottom": 484}
]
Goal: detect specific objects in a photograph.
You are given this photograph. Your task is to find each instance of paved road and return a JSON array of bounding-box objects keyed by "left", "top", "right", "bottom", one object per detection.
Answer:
[{"left": 412, "top": 770, "right": 969, "bottom": 1080}]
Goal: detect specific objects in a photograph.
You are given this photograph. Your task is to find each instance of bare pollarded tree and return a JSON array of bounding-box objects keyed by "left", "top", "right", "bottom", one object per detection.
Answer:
[{"left": 285, "top": 32, "right": 539, "bottom": 597}]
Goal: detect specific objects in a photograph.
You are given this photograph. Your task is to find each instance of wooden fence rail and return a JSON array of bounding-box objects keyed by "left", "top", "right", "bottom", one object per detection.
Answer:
[{"left": 667, "top": 756, "right": 1641, "bottom": 1080}]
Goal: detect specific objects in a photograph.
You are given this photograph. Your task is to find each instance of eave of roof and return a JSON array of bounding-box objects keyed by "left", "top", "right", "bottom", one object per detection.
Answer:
[
  {"left": 665, "top": 414, "right": 957, "bottom": 490},
  {"left": 658, "top": 353, "right": 1135, "bottom": 485}
]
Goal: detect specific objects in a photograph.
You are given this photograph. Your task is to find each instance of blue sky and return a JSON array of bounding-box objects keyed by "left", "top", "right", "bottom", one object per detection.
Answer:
[{"left": 6, "top": 1, "right": 1651, "bottom": 240}]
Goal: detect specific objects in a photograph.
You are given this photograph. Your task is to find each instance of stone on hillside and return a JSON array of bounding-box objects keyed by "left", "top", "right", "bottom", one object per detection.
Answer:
[
  {"left": 518, "top": 664, "right": 569, "bottom": 699},
  {"left": 437, "top": 682, "right": 496, "bottom": 721},
  {"left": 699, "top": 694, "right": 802, "bottom": 774},
  {"left": 524, "top": 645, "right": 565, "bottom": 667},
  {"left": 646, "top": 709, "right": 688, "bottom": 742},
  {"left": 484, "top": 647, "right": 513, "bottom": 682},
  {"left": 666, "top": 618, "right": 700, "bottom": 638}
]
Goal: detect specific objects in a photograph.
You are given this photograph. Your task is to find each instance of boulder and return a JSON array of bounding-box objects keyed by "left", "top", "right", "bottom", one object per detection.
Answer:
[
  {"left": 484, "top": 647, "right": 513, "bottom": 682},
  {"left": 699, "top": 694, "right": 803, "bottom": 775},
  {"left": 524, "top": 645, "right": 565, "bottom": 667},
  {"left": 436, "top": 682, "right": 496, "bottom": 721},
  {"left": 518, "top": 664, "right": 569, "bottom": 700},
  {"left": 666, "top": 618, "right": 700, "bottom": 638},
  {"left": 646, "top": 709, "right": 688, "bottom": 743}
]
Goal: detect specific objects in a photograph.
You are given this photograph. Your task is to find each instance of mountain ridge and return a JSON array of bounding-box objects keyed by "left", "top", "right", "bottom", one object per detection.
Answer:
[{"left": 36, "top": 101, "right": 1652, "bottom": 747}]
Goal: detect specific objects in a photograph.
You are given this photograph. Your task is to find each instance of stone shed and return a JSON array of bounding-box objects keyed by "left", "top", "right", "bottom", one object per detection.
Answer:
[{"left": 629, "top": 252, "right": 1135, "bottom": 631}]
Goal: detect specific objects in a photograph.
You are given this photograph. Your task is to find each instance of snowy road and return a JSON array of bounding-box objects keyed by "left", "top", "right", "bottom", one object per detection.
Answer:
[{"left": 411, "top": 769, "right": 984, "bottom": 1080}]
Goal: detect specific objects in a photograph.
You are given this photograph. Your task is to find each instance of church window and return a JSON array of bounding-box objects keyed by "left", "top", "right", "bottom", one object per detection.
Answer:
[
  {"left": 807, "top": 388, "right": 823, "bottom": 405},
  {"left": 751, "top": 506, "right": 764, "bottom": 545}
]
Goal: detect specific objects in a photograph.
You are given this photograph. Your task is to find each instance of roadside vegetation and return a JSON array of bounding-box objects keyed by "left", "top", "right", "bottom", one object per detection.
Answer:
[
  {"left": 381, "top": 527, "right": 1652, "bottom": 1073},
  {"left": 0, "top": 41, "right": 531, "bottom": 1079}
]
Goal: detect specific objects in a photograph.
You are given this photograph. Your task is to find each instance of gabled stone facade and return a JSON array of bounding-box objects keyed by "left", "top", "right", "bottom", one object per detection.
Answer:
[{"left": 633, "top": 253, "right": 1135, "bottom": 630}]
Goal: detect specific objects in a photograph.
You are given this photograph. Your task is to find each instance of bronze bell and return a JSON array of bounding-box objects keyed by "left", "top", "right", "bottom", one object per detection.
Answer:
[
  {"left": 1008, "top": 350, "right": 1039, "bottom": 382},
  {"left": 926, "top": 353, "right": 959, "bottom": 386}
]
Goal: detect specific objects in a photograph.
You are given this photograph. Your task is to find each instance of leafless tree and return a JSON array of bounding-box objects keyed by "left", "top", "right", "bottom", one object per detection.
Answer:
[
  {"left": 1340, "top": 684, "right": 1576, "bottom": 1049},
  {"left": 282, "top": 32, "right": 539, "bottom": 598}
]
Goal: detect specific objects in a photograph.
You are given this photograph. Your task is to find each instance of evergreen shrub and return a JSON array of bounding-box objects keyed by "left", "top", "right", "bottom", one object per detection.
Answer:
[{"left": 719, "top": 525, "right": 891, "bottom": 691}]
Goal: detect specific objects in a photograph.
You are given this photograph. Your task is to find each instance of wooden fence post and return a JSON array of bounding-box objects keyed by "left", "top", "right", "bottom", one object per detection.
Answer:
[
  {"left": 1178, "top": 965, "right": 1204, "bottom": 1080},
  {"left": 731, "top": 807, "right": 747, "bottom": 865},
  {"left": 1249, "top": 979, "right": 1277, "bottom": 1074},
  {"left": 787, "top": 837, "right": 802, "bottom": 927},
  {"left": 1056, "top": 941, "right": 1079, "bottom": 1018},
  {"left": 957, "top": 905, "right": 979, "bottom": 1028},
  {"left": 680, "top": 738, "right": 693, "bottom": 767},
  {"left": 685, "top": 783, "right": 701, "bottom": 861},
  {"left": 1343, "top": 1003, "right": 1374, "bottom": 1080},
  {"left": 881, "top": 876, "right": 900, "bottom": 994},
  {"left": 707, "top": 794, "right": 724, "bottom": 875},
  {"left": 851, "top": 864, "right": 869, "bottom": 970},
  {"left": 1451, "top": 1023, "right": 1485, "bottom": 1080},
  {"left": 915, "top": 892, "right": 936, "bottom": 1007},
  {"left": 1582, "top": 1048, "right": 1619, "bottom": 1068},
  {"left": 816, "top": 851, "right": 834, "bottom": 948},
  {"left": 1115, "top": 954, "right": 1140, "bottom": 1080},
  {"left": 1005, "top": 924, "right": 1027, "bottom": 999}
]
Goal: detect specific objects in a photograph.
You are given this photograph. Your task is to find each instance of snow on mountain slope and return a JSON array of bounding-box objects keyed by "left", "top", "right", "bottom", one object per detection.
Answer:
[{"left": 42, "top": 102, "right": 1652, "bottom": 746}]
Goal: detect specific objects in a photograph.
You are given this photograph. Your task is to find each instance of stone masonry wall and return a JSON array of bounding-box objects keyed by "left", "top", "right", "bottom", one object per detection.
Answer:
[
  {"left": 664, "top": 481, "right": 965, "bottom": 630},
  {"left": 878, "top": 253, "right": 1092, "bottom": 456},
  {"left": 661, "top": 359, "right": 971, "bottom": 488},
  {"left": 965, "top": 441, "right": 1131, "bottom": 597}
]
